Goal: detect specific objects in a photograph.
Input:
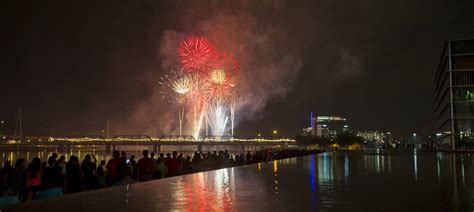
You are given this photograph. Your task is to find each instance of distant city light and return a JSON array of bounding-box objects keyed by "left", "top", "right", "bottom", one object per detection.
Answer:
[
  {"left": 273, "top": 130, "right": 278, "bottom": 135},
  {"left": 413, "top": 133, "right": 417, "bottom": 137}
]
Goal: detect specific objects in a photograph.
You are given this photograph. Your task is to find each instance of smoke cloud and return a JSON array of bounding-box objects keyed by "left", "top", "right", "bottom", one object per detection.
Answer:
[{"left": 125, "top": 2, "right": 314, "bottom": 136}]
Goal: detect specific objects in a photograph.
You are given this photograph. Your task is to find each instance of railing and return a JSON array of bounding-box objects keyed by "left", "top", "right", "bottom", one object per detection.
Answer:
[{"left": 158, "top": 135, "right": 197, "bottom": 142}]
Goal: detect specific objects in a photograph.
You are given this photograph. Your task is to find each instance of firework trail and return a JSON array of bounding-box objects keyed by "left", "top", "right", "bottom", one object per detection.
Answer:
[
  {"left": 179, "top": 108, "right": 185, "bottom": 136},
  {"left": 158, "top": 69, "right": 191, "bottom": 136},
  {"left": 206, "top": 52, "right": 239, "bottom": 138},
  {"left": 230, "top": 96, "right": 236, "bottom": 137},
  {"left": 207, "top": 99, "right": 229, "bottom": 137}
]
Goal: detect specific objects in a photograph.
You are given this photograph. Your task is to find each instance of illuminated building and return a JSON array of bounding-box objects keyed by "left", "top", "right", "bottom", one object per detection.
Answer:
[
  {"left": 313, "top": 116, "right": 349, "bottom": 139},
  {"left": 356, "top": 131, "right": 392, "bottom": 142},
  {"left": 302, "top": 127, "right": 313, "bottom": 136},
  {"left": 434, "top": 38, "right": 474, "bottom": 150}
]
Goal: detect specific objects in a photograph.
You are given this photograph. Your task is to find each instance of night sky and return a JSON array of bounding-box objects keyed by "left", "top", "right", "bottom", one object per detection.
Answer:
[{"left": 2, "top": 0, "right": 474, "bottom": 138}]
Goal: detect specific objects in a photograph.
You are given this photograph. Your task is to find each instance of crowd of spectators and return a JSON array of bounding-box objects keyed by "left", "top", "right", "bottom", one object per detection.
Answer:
[{"left": 0, "top": 149, "right": 322, "bottom": 203}]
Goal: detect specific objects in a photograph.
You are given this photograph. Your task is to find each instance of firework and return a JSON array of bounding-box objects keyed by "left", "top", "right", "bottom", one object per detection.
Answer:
[
  {"left": 211, "top": 52, "right": 240, "bottom": 85},
  {"left": 210, "top": 69, "right": 226, "bottom": 84},
  {"left": 205, "top": 69, "right": 232, "bottom": 98},
  {"left": 172, "top": 76, "right": 192, "bottom": 94},
  {"left": 160, "top": 36, "right": 240, "bottom": 139},
  {"left": 158, "top": 69, "right": 190, "bottom": 104},
  {"left": 205, "top": 52, "right": 240, "bottom": 98},
  {"left": 158, "top": 70, "right": 179, "bottom": 103},
  {"left": 207, "top": 99, "right": 229, "bottom": 137},
  {"left": 178, "top": 36, "right": 216, "bottom": 72}
]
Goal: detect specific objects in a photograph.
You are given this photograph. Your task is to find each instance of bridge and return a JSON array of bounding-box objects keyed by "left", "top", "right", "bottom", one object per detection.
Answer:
[{"left": 0, "top": 135, "right": 297, "bottom": 153}]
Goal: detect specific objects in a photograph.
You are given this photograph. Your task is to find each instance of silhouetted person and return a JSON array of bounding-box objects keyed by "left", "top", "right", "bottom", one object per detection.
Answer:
[
  {"left": 81, "top": 154, "right": 98, "bottom": 190},
  {"left": 11, "top": 158, "right": 27, "bottom": 200},
  {"left": 42, "top": 158, "right": 62, "bottom": 189},
  {"left": 130, "top": 155, "right": 137, "bottom": 180},
  {"left": 150, "top": 152, "right": 155, "bottom": 160},
  {"left": 25, "top": 158, "right": 42, "bottom": 201},
  {"left": 165, "top": 151, "right": 181, "bottom": 177},
  {"left": 48, "top": 153, "right": 58, "bottom": 167},
  {"left": 106, "top": 151, "right": 121, "bottom": 186},
  {"left": 96, "top": 160, "right": 106, "bottom": 187},
  {"left": 136, "top": 150, "right": 154, "bottom": 182},
  {"left": 245, "top": 151, "right": 252, "bottom": 164},
  {"left": 65, "top": 156, "right": 81, "bottom": 194},
  {"left": 0, "top": 160, "right": 12, "bottom": 197},
  {"left": 154, "top": 158, "right": 166, "bottom": 179},
  {"left": 57, "top": 155, "right": 66, "bottom": 175}
]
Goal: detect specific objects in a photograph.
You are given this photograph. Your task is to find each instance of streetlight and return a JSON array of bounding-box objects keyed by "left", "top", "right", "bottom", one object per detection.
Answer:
[
  {"left": 413, "top": 133, "right": 417, "bottom": 148},
  {"left": 0, "top": 121, "right": 4, "bottom": 135},
  {"left": 273, "top": 130, "right": 278, "bottom": 135}
]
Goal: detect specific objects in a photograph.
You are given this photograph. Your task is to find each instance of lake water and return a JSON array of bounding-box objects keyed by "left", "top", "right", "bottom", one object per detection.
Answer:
[{"left": 4, "top": 150, "right": 474, "bottom": 211}]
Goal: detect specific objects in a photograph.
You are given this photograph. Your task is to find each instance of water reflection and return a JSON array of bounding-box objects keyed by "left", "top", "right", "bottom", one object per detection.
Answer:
[
  {"left": 273, "top": 159, "right": 279, "bottom": 208},
  {"left": 344, "top": 154, "right": 349, "bottom": 180},
  {"left": 437, "top": 153, "right": 441, "bottom": 183},
  {"left": 318, "top": 152, "right": 333, "bottom": 183},
  {"left": 310, "top": 154, "right": 315, "bottom": 193},
  {"left": 171, "top": 168, "right": 237, "bottom": 211},
  {"left": 461, "top": 156, "right": 465, "bottom": 184},
  {"left": 308, "top": 151, "right": 474, "bottom": 210},
  {"left": 273, "top": 160, "right": 278, "bottom": 173},
  {"left": 309, "top": 154, "right": 317, "bottom": 212},
  {"left": 4, "top": 151, "right": 474, "bottom": 211},
  {"left": 125, "top": 184, "right": 130, "bottom": 207},
  {"left": 364, "top": 152, "right": 384, "bottom": 175},
  {"left": 414, "top": 149, "right": 418, "bottom": 181}
]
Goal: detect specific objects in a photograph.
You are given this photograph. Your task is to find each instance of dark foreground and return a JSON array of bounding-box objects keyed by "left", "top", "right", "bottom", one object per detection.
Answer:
[{"left": 3, "top": 150, "right": 474, "bottom": 211}]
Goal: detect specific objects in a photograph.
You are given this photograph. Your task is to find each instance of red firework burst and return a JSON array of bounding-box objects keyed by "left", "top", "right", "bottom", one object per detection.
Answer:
[{"left": 178, "top": 36, "right": 216, "bottom": 72}]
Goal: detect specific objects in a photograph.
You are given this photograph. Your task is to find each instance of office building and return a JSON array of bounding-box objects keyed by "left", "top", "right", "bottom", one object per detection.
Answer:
[
  {"left": 357, "top": 131, "right": 392, "bottom": 143},
  {"left": 314, "top": 116, "right": 349, "bottom": 139},
  {"left": 434, "top": 38, "right": 474, "bottom": 150}
]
